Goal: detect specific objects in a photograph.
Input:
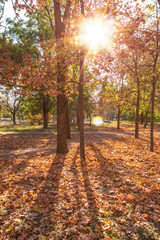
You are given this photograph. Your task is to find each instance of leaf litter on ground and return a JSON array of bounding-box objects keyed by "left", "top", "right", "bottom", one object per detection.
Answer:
[{"left": 0, "top": 124, "right": 160, "bottom": 239}]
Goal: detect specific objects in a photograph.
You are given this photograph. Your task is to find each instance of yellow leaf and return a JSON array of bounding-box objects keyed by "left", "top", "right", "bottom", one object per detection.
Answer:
[
  {"left": 38, "top": 234, "right": 47, "bottom": 240},
  {"left": 33, "top": 205, "right": 40, "bottom": 211},
  {"left": 6, "top": 225, "right": 13, "bottom": 233},
  {"left": 29, "top": 192, "right": 35, "bottom": 198}
]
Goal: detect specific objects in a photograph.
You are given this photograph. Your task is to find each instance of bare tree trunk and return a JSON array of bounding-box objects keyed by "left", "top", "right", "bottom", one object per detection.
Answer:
[
  {"left": 117, "top": 105, "right": 120, "bottom": 130},
  {"left": 135, "top": 77, "right": 140, "bottom": 138},
  {"left": 76, "top": 109, "right": 80, "bottom": 130},
  {"left": 53, "top": 0, "right": 70, "bottom": 154},
  {"left": 79, "top": 50, "right": 85, "bottom": 159},
  {"left": 140, "top": 112, "right": 144, "bottom": 124},
  {"left": 78, "top": 0, "right": 85, "bottom": 159},
  {"left": 13, "top": 111, "right": 16, "bottom": 125},
  {"left": 150, "top": 76, "right": 156, "bottom": 152},
  {"left": 57, "top": 93, "right": 68, "bottom": 153},
  {"left": 43, "top": 95, "right": 49, "bottom": 129},
  {"left": 144, "top": 111, "right": 148, "bottom": 128},
  {"left": 66, "top": 99, "right": 71, "bottom": 139},
  {"left": 150, "top": 3, "right": 159, "bottom": 152},
  {"left": 90, "top": 114, "right": 92, "bottom": 126}
]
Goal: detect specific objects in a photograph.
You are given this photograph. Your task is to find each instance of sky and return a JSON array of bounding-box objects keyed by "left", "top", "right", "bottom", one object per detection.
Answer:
[
  {"left": 0, "top": 0, "right": 156, "bottom": 34},
  {"left": 0, "top": 0, "right": 26, "bottom": 33}
]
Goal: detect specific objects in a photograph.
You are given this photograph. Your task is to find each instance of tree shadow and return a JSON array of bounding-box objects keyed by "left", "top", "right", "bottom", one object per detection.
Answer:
[
  {"left": 89, "top": 142, "right": 160, "bottom": 240},
  {"left": 80, "top": 155, "right": 105, "bottom": 238},
  {"left": 4, "top": 144, "right": 105, "bottom": 239},
  {"left": 69, "top": 149, "right": 105, "bottom": 238},
  {"left": 7, "top": 152, "right": 66, "bottom": 239},
  {"left": 0, "top": 134, "right": 56, "bottom": 228}
]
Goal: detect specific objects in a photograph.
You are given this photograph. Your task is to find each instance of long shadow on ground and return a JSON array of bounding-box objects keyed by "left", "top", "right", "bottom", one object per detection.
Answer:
[
  {"left": 89, "top": 142, "right": 160, "bottom": 240},
  {"left": 5, "top": 146, "right": 104, "bottom": 239}
]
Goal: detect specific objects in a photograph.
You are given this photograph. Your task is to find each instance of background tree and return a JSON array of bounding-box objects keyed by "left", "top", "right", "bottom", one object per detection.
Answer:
[{"left": 1, "top": 87, "right": 23, "bottom": 125}]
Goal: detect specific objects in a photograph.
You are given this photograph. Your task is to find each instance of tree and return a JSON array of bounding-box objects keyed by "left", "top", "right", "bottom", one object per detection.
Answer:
[
  {"left": 148, "top": 3, "right": 160, "bottom": 151},
  {"left": 1, "top": 87, "right": 23, "bottom": 125}
]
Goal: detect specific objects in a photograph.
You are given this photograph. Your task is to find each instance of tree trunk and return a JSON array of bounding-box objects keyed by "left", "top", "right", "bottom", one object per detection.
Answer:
[
  {"left": 43, "top": 94, "right": 49, "bottom": 129},
  {"left": 57, "top": 93, "right": 68, "bottom": 153},
  {"left": 90, "top": 114, "right": 92, "bottom": 126},
  {"left": 66, "top": 99, "right": 71, "bottom": 139},
  {"left": 150, "top": 5, "right": 159, "bottom": 151},
  {"left": 117, "top": 105, "right": 120, "bottom": 130},
  {"left": 53, "top": 0, "right": 69, "bottom": 154},
  {"left": 79, "top": 50, "right": 85, "bottom": 159},
  {"left": 135, "top": 77, "right": 140, "bottom": 138},
  {"left": 140, "top": 112, "right": 144, "bottom": 124},
  {"left": 144, "top": 111, "right": 148, "bottom": 128},
  {"left": 78, "top": 0, "right": 85, "bottom": 159},
  {"left": 13, "top": 111, "right": 16, "bottom": 125},
  {"left": 76, "top": 109, "right": 80, "bottom": 130},
  {"left": 150, "top": 76, "right": 156, "bottom": 152}
]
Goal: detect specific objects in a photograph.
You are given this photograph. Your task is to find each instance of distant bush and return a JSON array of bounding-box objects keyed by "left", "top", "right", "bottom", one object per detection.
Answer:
[{"left": 28, "top": 114, "right": 43, "bottom": 125}]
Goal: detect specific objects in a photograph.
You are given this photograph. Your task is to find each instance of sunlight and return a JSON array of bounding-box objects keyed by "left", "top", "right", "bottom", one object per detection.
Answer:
[
  {"left": 93, "top": 116, "right": 103, "bottom": 126},
  {"left": 78, "top": 17, "right": 113, "bottom": 51}
]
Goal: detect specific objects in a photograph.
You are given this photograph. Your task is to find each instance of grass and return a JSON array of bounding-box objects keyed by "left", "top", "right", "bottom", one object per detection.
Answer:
[
  {"left": 0, "top": 122, "right": 51, "bottom": 132},
  {"left": 2, "top": 120, "right": 160, "bottom": 133},
  {"left": 0, "top": 120, "right": 119, "bottom": 132}
]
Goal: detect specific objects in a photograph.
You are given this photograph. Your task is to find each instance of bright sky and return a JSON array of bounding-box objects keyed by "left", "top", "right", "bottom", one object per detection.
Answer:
[
  {"left": 0, "top": 0, "right": 155, "bottom": 34},
  {"left": 2, "top": 1, "right": 15, "bottom": 20},
  {"left": 0, "top": 0, "right": 26, "bottom": 33}
]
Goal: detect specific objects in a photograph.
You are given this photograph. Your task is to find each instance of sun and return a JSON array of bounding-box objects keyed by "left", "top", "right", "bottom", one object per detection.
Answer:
[
  {"left": 78, "top": 17, "right": 112, "bottom": 51},
  {"left": 93, "top": 116, "right": 103, "bottom": 126}
]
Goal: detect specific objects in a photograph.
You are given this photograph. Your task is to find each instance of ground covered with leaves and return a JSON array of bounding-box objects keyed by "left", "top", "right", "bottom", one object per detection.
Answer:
[{"left": 0, "top": 124, "right": 160, "bottom": 240}]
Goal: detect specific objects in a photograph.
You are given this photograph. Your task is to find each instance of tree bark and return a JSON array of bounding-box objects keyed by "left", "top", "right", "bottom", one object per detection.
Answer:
[
  {"left": 53, "top": 0, "right": 69, "bottom": 154},
  {"left": 66, "top": 99, "right": 71, "bottom": 139},
  {"left": 144, "top": 111, "right": 148, "bottom": 128},
  {"left": 79, "top": 50, "right": 85, "bottom": 159},
  {"left": 13, "top": 111, "right": 16, "bottom": 125},
  {"left": 90, "top": 114, "right": 92, "bottom": 126},
  {"left": 135, "top": 77, "right": 140, "bottom": 138},
  {"left": 57, "top": 93, "right": 68, "bottom": 153},
  {"left": 150, "top": 4, "right": 159, "bottom": 151},
  {"left": 140, "top": 112, "right": 144, "bottom": 124},
  {"left": 117, "top": 105, "right": 120, "bottom": 130},
  {"left": 150, "top": 76, "right": 156, "bottom": 152},
  {"left": 76, "top": 109, "right": 80, "bottom": 130},
  {"left": 43, "top": 94, "right": 49, "bottom": 129}
]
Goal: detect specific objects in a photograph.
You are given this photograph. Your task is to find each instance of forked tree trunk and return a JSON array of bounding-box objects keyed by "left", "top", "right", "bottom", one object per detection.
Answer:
[
  {"left": 13, "top": 111, "right": 16, "bottom": 125},
  {"left": 135, "top": 77, "right": 140, "bottom": 138},
  {"left": 117, "top": 105, "right": 120, "bottom": 130}
]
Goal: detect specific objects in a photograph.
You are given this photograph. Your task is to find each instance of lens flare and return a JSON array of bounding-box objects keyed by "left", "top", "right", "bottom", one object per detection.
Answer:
[
  {"left": 78, "top": 16, "right": 113, "bottom": 52},
  {"left": 93, "top": 116, "right": 103, "bottom": 126}
]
